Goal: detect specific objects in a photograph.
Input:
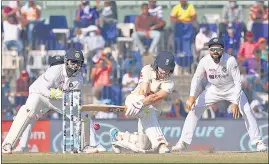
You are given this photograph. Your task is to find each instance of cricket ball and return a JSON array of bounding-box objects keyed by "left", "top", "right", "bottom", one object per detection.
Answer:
[{"left": 94, "top": 123, "right": 100, "bottom": 130}]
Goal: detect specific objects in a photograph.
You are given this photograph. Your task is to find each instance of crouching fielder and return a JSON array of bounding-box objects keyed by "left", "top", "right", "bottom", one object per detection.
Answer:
[
  {"left": 172, "top": 38, "right": 267, "bottom": 152},
  {"left": 111, "top": 52, "right": 175, "bottom": 154},
  {"left": 2, "top": 48, "right": 104, "bottom": 154}
]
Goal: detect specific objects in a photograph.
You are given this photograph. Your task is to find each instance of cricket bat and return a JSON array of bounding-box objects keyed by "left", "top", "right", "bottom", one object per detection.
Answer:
[{"left": 81, "top": 104, "right": 126, "bottom": 112}]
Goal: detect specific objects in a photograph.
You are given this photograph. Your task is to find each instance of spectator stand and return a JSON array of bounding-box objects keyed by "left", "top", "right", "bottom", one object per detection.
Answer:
[
  {"left": 122, "top": 15, "right": 159, "bottom": 55},
  {"left": 32, "top": 20, "right": 65, "bottom": 51},
  {"left": 116, "top": 15, "right": 137, "bottom": 58},
  {"left": 49, "top": 15, "right": 70, "bottom": 43},
  {"left": 101, "top": 85, "right": 122, "bottom": 106},
  {"left": 173, "top": 22, "right": 195, "bottom": 71},
  {"left": 251, "top": 21, "right": 269, "bottom": 42},
  {"left": 100, "top": 22, "right": 117, "bottom": 47},
  {"left": 1, "top": 51, "right": 23, "bottom": 80},
  {"left": 121, "top": 51, "right": 142, "bottom": 76},
  {"left": 1, "top": 76, "right": 13, "bottom": 120},
  {"left": 116, "top": 22, "right": 135, "bottom": 57},
  {"left": 220, "top": 22, "right": 244, "bottom": 39},
  {"left": 200, "top": 14, "right": 221, "bottom": 34},
  {"left": 80, "top": 25, "right": 100, "bottom": 53}
]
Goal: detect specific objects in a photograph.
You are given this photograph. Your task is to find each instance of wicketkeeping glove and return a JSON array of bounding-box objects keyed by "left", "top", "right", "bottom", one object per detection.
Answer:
[
  {"left": 49, "top": 88, "right": 63, "bottom": 100},
  {"left": 125, "top": 100, "right": 144, "bottom": 116}
]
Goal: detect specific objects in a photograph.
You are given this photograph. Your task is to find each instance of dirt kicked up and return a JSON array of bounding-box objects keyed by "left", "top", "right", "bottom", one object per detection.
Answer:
[{"left": 2, "top": 151, "right": 268, "bottom": 163}]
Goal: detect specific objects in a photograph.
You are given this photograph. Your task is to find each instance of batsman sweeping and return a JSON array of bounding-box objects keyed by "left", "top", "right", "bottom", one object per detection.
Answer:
[
  {"left": 110, "top": 51, "right": 176, "bottom": 154},
  {"left": 2, "top": 48, "right": 105, "bottom": 154},
  {"left": 172, "top": 38, "right": 267, "bottom": 152}
]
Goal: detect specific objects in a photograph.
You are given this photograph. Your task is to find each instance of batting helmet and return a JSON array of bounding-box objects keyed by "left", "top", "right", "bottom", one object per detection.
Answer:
[{"left": 153, "top": 51, "right": 175, "bottom": 72}]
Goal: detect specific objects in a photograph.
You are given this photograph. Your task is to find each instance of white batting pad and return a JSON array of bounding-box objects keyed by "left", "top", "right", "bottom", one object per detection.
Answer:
[
  {"left": 2, "top": 105, "right": 36, "bottom": 149},
  {"left": 138, "top": 106, "right": 168, "bottom": 149}
]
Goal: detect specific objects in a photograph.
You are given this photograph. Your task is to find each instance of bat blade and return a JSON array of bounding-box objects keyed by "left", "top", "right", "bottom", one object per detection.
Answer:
[{"left": 81, "top": 104, "right": 126, "bottom": 112}]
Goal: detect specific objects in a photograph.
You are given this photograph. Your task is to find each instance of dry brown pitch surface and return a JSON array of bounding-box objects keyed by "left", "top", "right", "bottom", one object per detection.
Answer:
[{"left": 2, "top": 151, "right": 268, "bottom": 163}]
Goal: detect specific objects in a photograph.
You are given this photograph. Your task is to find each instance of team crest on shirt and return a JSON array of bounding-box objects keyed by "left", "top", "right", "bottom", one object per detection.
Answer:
[
  {"left": 222, "top": 67, "right": 227, "bottom": 73},
  {"left": 75, "top": 51, "right": 80, "bottom": 58},
  {"left": 69, "top": 83, "right": 74, "bottom": 87}
]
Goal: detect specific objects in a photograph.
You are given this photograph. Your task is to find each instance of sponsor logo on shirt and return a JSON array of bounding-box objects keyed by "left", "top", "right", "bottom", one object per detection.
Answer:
[
  {"left": 209, "top": 74, "right": 229, "bottom": 79},
  {"left": 209, "top": 69, "right": 216, "bottom": 72}
]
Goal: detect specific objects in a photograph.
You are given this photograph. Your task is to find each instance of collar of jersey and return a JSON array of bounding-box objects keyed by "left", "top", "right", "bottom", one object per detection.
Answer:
[
  {"left": 63, "top": 64, "right": 67, "bottom": 77},
  {"left": 218, "top": 53, "right": 226, "bottom": 65}
]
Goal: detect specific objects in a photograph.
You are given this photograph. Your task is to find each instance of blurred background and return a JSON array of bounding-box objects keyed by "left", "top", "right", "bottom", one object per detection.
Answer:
[{"left": 1, "top": 0, "right": 268, "bottom": 152}]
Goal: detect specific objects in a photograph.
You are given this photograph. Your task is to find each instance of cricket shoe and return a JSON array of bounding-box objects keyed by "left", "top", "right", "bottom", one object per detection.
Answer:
[
  {"left": 13, "top": 145, "right": 29, "bottom": 153},
  {"left": 110, "top": 128, "right": 121, "bottom": 154},
  {"left": 110, "top": 128, "right": 119, "bottom": 142},
  {"left": 172, "top": 141, "right": 188, "bottom": 152},
  {"left": 2, "top": 143, "right": 12, "bottom": 154},
  {"left": 256, "top": 141, "right": 268, "bottom": 152},
  {"left": 111, "top": 142, "right": 122, "bottom": 154},
  {"left": 82, "top": 145, "right": 98, "bottom": 154},
  {"left": 158, "top": 144, "right": 170, "bottom": 154},
  {"left": 95, "top": 144, "right": 107, "bottom": 152}
]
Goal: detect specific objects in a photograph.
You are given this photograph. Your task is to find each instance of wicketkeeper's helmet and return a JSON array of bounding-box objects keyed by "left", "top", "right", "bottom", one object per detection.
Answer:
[
  {"left": 64, "top": 48, "right": 84, "bottom": 77},
  {"left": 64, "top": 48, "right": 84, "bottom": 63}
]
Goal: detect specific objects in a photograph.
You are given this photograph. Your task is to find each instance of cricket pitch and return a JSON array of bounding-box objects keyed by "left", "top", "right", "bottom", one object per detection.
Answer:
[{"left": 2, "top": 151, "right": 268, "bottom": 163}]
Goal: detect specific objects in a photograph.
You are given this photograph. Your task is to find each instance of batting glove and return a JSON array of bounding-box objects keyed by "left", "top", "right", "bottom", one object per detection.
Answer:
[{"left": 125, "top": 100, "right": 144, "bottom": 116}]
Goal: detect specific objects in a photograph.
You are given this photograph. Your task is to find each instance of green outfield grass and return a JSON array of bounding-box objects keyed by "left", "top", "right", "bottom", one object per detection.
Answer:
[{"left": 2, "top": 151, "right": 268, "bottom": 163}]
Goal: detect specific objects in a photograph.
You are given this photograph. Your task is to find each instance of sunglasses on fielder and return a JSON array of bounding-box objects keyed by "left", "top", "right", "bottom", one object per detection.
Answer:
[{"left": 209, "top": 47, "right": 223, "bottom": 52}]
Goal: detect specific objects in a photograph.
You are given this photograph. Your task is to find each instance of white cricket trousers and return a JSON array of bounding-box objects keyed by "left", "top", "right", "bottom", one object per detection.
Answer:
[{"left": 179, "top": 90, "right": 262, "bottom": 145}]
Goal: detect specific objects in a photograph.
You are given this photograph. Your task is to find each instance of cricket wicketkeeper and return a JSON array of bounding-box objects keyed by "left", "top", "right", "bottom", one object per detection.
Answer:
[{"left": 2, "top": 48, "right": 105, "bottom": 154}]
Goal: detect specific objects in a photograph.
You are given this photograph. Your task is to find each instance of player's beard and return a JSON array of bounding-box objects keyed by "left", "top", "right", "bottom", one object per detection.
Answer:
[
  {"left": 66, "top": 63, "right": 81, "bottom": 77},
  {"left": 210, "top": 53, "right": 222, "bottom": 63}
]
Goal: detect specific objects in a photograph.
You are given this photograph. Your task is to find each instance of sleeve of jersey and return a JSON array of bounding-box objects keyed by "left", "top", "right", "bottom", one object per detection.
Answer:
[
  {"left": 161, "top": 81, "right": 175, "bottom": 93},
  {"left": 138, "top": 66, "right": 151, "bottom": 83},
  {"left": 190, "top": 58, "right": 205, "bottom": 97},
  {"left": 230, "top": 57, "right": 242, "bottom": 105},
  {"left": 39, "top": 67, "right": 59, "bottom": 97}
]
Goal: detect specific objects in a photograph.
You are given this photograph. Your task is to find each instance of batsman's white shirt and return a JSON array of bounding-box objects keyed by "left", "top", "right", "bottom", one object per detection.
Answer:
[
  {"left": 130, "top": 65, "right": 175, "bottom": 107},
  {"left": 190, "top": 53, "right": 241, "bottom": 104},
  {"left": 124, "top": 65, "right": 175, "bottom": 148},
  {"left": 29, "top": 64, "right": 84, "bottom": 97}
]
